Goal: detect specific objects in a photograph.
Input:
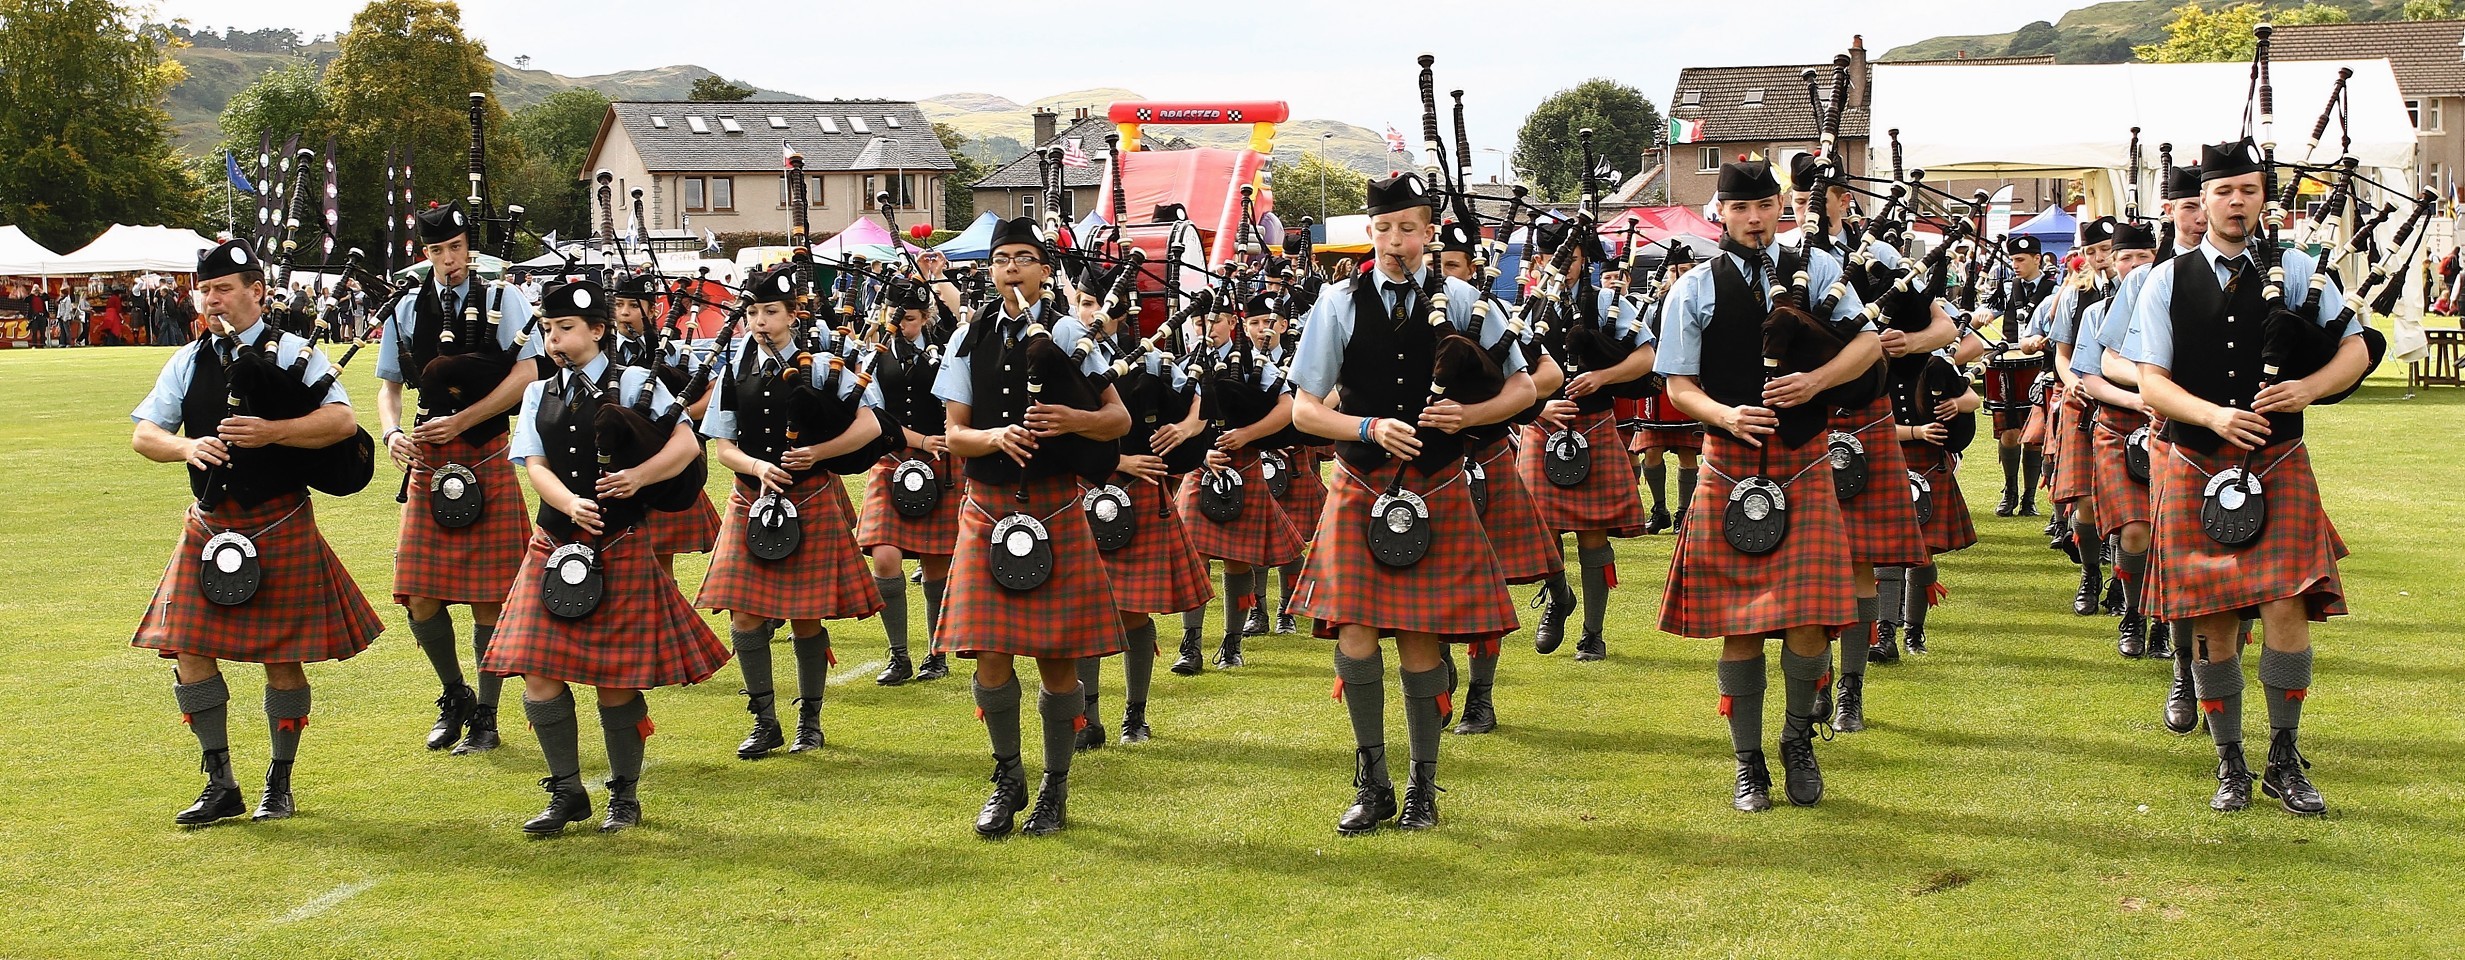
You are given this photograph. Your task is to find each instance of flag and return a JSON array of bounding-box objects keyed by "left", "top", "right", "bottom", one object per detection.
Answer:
[
  {"left": 1060, "top": 137, "right": 1092, "bottom": 168},
  {"left": 703, "top": 228, "right": 720, "bottom": 253},
  {"left": 1667, "top": 117, "right": 1705, "bottom": 144},
  {"left": 1383, "top": 125, "right": 1408, "bottom": 153},
  {"left": 541, "top": 230, "right": 558, "bottom": 251},
  {"left": 783, "top": 141, "right": 801, "bottom": 167},
  {"left": 223, "top": 151, "right": 256, "bottom": 195}
]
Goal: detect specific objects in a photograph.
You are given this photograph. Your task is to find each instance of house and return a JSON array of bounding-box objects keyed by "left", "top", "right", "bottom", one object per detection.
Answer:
[
  {"left": 972, "top": 108, "right": 1115, "bottom": 222},
  {"left": 579, "top": 99, "right": 956, "bottom": 240},
  {"left": 1666, "top": 37, "right": 2063, "bottom": 218},
  {"left": 2273, "top": 20, "right": 2465, "bottom": 199}
]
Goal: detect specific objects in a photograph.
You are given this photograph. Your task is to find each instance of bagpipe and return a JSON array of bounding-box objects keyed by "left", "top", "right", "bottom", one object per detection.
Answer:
[
  {"left": 1768, "top": 58, "right": 1885, "bottom": 415},
  {"left": 777, "top": 153, "right": 904, "bottom": 479},
  {"left": 408, "top": 93, "right": 531, "bottom": 427}
]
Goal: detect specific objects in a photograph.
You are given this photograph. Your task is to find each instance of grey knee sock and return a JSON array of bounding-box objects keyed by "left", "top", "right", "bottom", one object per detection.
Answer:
[
  {"left": 1469, "top": 650, "right": 1499, "bottom": 687},
  {"left": 471, "top": 623, "right": 501, "bottom": 706},
  {"left": 1333, "top": 648, "right": 1389, "bottom": 785},
  {"left": 975, "top": 675, "right": 1022, "bottom": 760},
  {"left": 1123, "top": 621, "right": 1157, "bottom": 705},
  {"left": 920, "top": 578, "right": 947, "bottom": 647},
  {"left": 408, "top": 610, "right": 463, "bottom": 688},
  {"left": 876, "top": 576, "right": 910, "bottom": 655},
  {"left": 2021, "top": 449, "right": 2044, "bottom": 496},
  {"left": 732, "top": 625, "right": 777, "bottom": 717},
  {"left": 1677, "top": 466, "right": 1699, "bottom": 515},
  {"left": 598, "top": 694, "right": 649, "bottom": 781},
  {"left": 1643, "top": 459, "right": 1668, "bottom": 509},
  {"left": 1039, "top": 683, "right": 1085, "bottom": 777},
  {"left": 1183, "top": 607, "right": 1206, "bottom": 640},
  {"left": 1220, "top": 567, "right": 1250, "bottom": 637},
  {"left": 1873, "top": 569, "right": 1905, "bottom": 625},
  {"left": 1279, "top": 561, "right": 1302, "bottom": 612},
  {"left": 791, "top": 629, "right": 831, "bottom": 710},
  {"left": 174, "top": 673, "right": 234, "bottom": 785},
  {"left": 1780, "top": 646, "right": 1828, "bottom": 739},
  {"left": 2258, "top": 646, "right": 2314, "bottom": 732},
  {"left": 1717, "top": 656, "right": 1768, "bottom": 757},
  {"left": 1843, "top": 595, "right": 1878, "bottom": 676},
  {"left": 1578, "top": 544, "right": 1616, "bottom": 637},
  {"left": 2192, "top": 653, "right": 2245, "bottom": 747},
  {"left": 523, "top": 689, "right": 581, "bottom": 779},
  {"left": 1076, "top": 656, "right": 1101, "bottom": 719},
  {"left": 2117, "top": 549, "right": 2148, "bottom": 616},
  {"left": 1401, "top": 664, "right": 1448, "bottom": 766},
  {"left": 2074, "top": 516, "right": 2101, "bottom": 576},
  {"left": 264, "top": 684, "right": 311, "bottom": 764},
  {"left": 1999, "top": 444, "right": 2020, "bottom": 491},
  {"left": 1250, "top": 566, "right": 1271, "bottom": 611},
  {"left": 1906, "top": 565, "right": 1938, "bottom": 629}
]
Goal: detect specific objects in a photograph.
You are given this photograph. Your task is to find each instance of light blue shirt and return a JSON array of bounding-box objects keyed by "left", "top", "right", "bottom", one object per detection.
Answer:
[
  {"left": 2045, "top": 277, "right": 2109, "bottom": 347},
  {"left": 929, "top": 301, "right": 1109, "bottom": 407},
  {"left": 132, "top": 319, "right": 349, "bottom": 429},
  {"left": 1653, "top": 241, "right": 1867, "bottom": 376},
  {"left": 509, "top": 353, "right": 683, "bottom": 464},
  {"left": 374, "top": 274, "right": 542, "bottom": 382},
  {"left": 1290, "top": 268, "right": 1526, "bottom": 398},
  {"left": 2125, "top": 240, "right": 2353, "bottom": 370},
  {"left": 701, "top": 334, "right": 882, "bottom": 442},
  {"left": 2080, "top": 264, "right": 2155, "bottom": 377}
]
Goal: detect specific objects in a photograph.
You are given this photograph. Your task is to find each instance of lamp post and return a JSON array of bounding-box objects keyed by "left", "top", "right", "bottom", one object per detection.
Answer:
[
  {"left": 1319, "top": 131, "right": 1335, "bottom": 220},
  {"left": 1481, "top": 147, "right": 1507, "bottom": 183}
]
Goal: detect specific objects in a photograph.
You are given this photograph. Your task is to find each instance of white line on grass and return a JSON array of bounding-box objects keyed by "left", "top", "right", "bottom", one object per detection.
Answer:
[
  {"left": 828, "top": 661, "right": 884, "bottom": 685},
  {"left": 270, "top": 880, "right": 375, "bottom": 924}
]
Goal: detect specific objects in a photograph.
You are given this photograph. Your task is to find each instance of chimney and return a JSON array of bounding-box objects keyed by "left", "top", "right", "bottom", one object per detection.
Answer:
[
  {"left": 1849, "top": 34, "right": 1870, "bottom": 108},
  {"left": 1074, "top": 106, "right": 1089, "bottom": 121},
  {"left": 1033, "top": 107, "right": 1059, "bottom": 146}
]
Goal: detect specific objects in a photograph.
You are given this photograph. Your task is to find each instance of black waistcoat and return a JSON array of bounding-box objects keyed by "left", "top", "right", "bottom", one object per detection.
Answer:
[
  {"left": 1333, "top": 274, "right": 1459, "bottom": 472},
  {"left": 1552, "top": 282, "right": 1625, "bottom": 415},
  {"left": 1701, "top": 251, "right": 1827, "bottom": 448},
  {"left": 535, "top": 363, "right": 648, "bottom": 540},
  {"left": 399, "top": 275, "right": 513, "bottom": 443},
  {"left": 2162, "top": 251, "right": 2299, "bottom": 455},
  {"left": 874, "top": 335, "right": 944, "bottom": 437},
  {"left": 724, "top": 343, "right": 808, "bottom": 489},
  {"left": 183, "top": 334, "right": 310, "bottom": 509},
  {"left": 958, "top": 308, "right": 1114, "bottom": 485}
]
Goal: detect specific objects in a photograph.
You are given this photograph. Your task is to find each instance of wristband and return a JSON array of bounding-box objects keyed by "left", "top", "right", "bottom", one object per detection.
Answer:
[
  {"left": 384, "top": 427, "right": 404, "bottom": 442},
  {"left": 1358, "top": 417, "right": 1375, "bottom": 443}
]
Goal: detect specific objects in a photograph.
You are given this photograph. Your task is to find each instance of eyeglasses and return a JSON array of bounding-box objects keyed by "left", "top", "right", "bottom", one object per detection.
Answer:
[{"left": 989, "top": 254, "right": 1043, "bottom": 267}]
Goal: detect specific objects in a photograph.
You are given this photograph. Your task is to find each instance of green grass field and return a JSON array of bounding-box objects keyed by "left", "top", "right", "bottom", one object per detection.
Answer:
[{"left": 1, "top": 344, "right": 2459, "bottom": 959}]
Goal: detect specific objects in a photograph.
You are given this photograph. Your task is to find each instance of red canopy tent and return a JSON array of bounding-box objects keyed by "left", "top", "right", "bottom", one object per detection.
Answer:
[
  {"left": 1594, "top": 205, "right": 1722, "bottom": 254},
  {"left": 1096, "top": 147, "right": 1271, "bottom": 268}
]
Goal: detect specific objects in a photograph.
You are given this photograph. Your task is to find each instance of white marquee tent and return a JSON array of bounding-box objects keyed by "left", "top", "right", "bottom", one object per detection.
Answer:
[
  {"left": 42, "top": 224, "right": 221, "bottom": 274},
  {"left": 0, "top": 225, "right": 62, "bottom": 275}
]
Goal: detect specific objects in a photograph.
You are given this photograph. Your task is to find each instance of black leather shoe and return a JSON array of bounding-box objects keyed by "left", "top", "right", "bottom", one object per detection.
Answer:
[
  {"left": 1903, "top": 624, "right": 1928, "bottom": 654},
  {"left": 1118, "top": 702, "right": 1151, "bottom": 744},
  {"left": 1733, "top": 751, "right": 1774, "bottom": 813},
  {"left": 251, "top": 761, "right": 295, "bottom": 822},
  {"left": 2073, "top": 568, "right": 2101, "bottom": 616},
  {"left": 1835, "top": 674, "right": 1866, "bottom": 733},
  {"left": 1242, "top": 606, "right": 1270, "bottom": 637},
  {"left": 426, "top": 684, "right": 477, "bottom": 751},
  {"left": 1075, "top": 711, "right": 1107, "bottom": 752},
  {"left": 736, "top": 712, "right": 785, "bottom": 760},
  {"left": 1643, "top": 506, "right": 1673, "bottom": 534},
  {"left": 2261, "top": 729, "right": 2327, "bottom": 815},
  {"left": 599, "top": 778, "right": 641, "bottom": 832},
  {"left": 2019, "top": 496, "right": 2039, "bottom": 517},
  {"left": 1532, "top": 581, "right": 1574, "bottom": 654},
  {"left": 2117, "top": 615, "right": 2147, "bottom": 659},
  {"left": 1337, "top": 747, "right": 1397, "bottom": 836},
  {"left": 876, "top": 651, "right": 914, "bottom": 686},
  {"left": 452, "top": 702, "right": 500, "bottom": 755},
  {"left": 1020, "top": 772, "right": 1069, "bottom": 836},
  {"left": 1870, "top": 622, "right": 1902, "bottom": 665},
  {"left": 915, "top": 653, "right": 950, "bottom": 681},
  {"left": 1778, "top": 726, "right": 1824, "bottom": 807},
  {"left": 523, "top": 774, "right": 593, "bottom": 836},
  {"left": 1995, "top": 489, "right": 2017, "bottom": 517},
  {"left": 1573, "top": 632, "right": 1607, "bottom": 662},
  {"left": 790, "top": 702, "right": 824, "bottom": 753},
  {"left": 976, "top": 757, "right": 1028, "bottom": 838},
  {"left": 2164, "top": 650, "right": 2200, "bottom": 735},
  {"left": 1451, "top": 684, "right": 1497, "bottom": 735},
  {"left": 2145, "top": 620, "right": 2175, "bottom": 660},
  {"left": 1275, "top": 613, "right": 1298, "bottom": 635},
  {"left": 1813, "top": 677, "right": 1835, "bottom": 728},
  {"left": 1214, "top": 636, "right": 1245, "bottom": 669},
  {"left": 2102, "top": 578, "right": 2126, "bottom": 616},
  {"left": 178, "top": 750, "right": 247, "bottom": 826},
  {"left": 1171, "top": 634, "right": 1205, "bottom": 676},
  {"left": 1395, "top": 761, "right": 1443, "bottom": 830},
  {"left": 2210, "top": 742, "right": 2255, "bottom": 812}
]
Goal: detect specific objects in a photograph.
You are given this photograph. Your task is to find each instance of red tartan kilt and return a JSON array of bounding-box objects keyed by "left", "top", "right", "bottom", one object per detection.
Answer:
[
  {"left": 937, "top": 476, "right": 1125, "bottom": 659},
  {"left": 1829, "top": 397, "right": 1930, "bottom": 566},
  {"left": 695, "top": 475, "right": 885, "bottom": 622},
  {"left": 1472, "top": 438, "right": 1565, "bottom": 585},
  {"left": 1637, "top": 425, "right": 1705, "bottom": 451},
  {"left": 1092, "top": 474, "right": 1214, "bottom": 615},
  {"left": 2021, "top": 401, "right": 2051, "bottom": 447},
  {"left": 135, "top": 492, "right": 382, "bottom": 664},
  {"left": 1517, "top": 409, "right": 1649, "bottom": 535},
  {"left": 2091, "top": 406, "right": 2153, "bottom": 534},
  {"left": 853, "top": 450, "right": 961, "bottom": 557},
  {"left": 394, "top": 432, "right": 529, "bottom": 604},
  {"left": 1272, "top": 449, "right": 1328, "bottom": 541},
  {"left": 2050, "top": 393, "right": 2097, "bottom": 504},
  {"left": 483, "top": 531, "right": 729, "bottom": 688},
  {"left": 1289, "top": 458, "right": 1519, "bottom": 643},
  {"left": 1659, "top": 433, "right": 1858, "bottom": 638},
  {"left": 640, "top": 489, "right": 721, "bottom": 556},
  {"left": 1903, "top": 442, "right": 1977, "bottom": 554},
  {"left": 1176, "top": 449, "right": 1305, "bottom": 566},
  {"left": 824, "top": 476, "right": 857, "bottom": 531},
  {"left": 2145, "top": 440, "right": 2349, "bottom": 622}
]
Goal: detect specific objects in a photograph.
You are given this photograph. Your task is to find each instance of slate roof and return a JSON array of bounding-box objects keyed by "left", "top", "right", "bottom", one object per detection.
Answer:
[
  {"left": 973, "top": 116, "right": 1195, "bottom": 190},
  {"left": 1668, "top": 54, "right": 2052, "bottom": 144},
  {"left": 2273, "top": 20, "right": 2465, "bottom": 97},
  {"left": 602, "top": 100, "right": 954, "bottom": 174}
]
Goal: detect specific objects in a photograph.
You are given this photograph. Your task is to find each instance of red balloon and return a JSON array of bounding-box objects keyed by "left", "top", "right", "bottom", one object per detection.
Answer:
[{"left": 907, "top": 223, "right": 933, "bottom": 240}]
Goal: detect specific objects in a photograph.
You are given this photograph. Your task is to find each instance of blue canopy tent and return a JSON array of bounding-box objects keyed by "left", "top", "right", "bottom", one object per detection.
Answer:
[
  {"left": 933, "top": 211, "right": 1000, "bottom": 261},
  {"left": 2010, "top": 206, "right": 2077, "bottom": 261}
]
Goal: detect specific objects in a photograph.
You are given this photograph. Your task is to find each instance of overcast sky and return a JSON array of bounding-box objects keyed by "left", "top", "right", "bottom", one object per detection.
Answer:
[{"left": 151, "top": 0, "right": 2066, "bottom": 166}]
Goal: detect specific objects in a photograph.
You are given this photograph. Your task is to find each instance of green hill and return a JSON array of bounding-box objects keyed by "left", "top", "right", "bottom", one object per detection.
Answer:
[{"left": 1881, "top": 0, "right": 2410, "bottom": 63}]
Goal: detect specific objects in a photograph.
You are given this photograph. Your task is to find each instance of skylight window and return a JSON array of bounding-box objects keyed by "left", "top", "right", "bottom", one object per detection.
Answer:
[
  {"left": 818, "top": 116, "right": 839, "bottom": 134},
  {"left": 848, "top": 117, "right": 871, "bottom": 134},
  {"left": 1741, "top": 89, "right": 1764, "bottom": 107},
  {"left": 719, "top": 117, "right": 743, "bottom": 133},
  {"left": 883, "top": 116, "right": 901, "bottom": 129},
  {"left": 767, "top": 116, "right": 787, "bottom": 129},
  {"left": 686, "top": 116, "right": 710, "bottom": 134},
  {"left": 649, "top": 116, "right": 668, "bottom": 128}
]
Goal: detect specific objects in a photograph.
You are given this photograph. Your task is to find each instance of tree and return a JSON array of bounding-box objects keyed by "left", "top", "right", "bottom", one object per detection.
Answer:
[
  {"left": 216, "top": 59, "right": 328, "bottom": 167},
  {"left": 0, "top": 0, "right": 205, "bottom": 249},
  {"left": 321, "top": 0, "right": 512, "bottom": 260},
  {"left": 1268, "top": 151, "right": 1367, "bottom": 225},
  {"left": 2007, "top": 20, "right": 2061, "bottom": 57},
  {"left": 934, "top": 121, "right": 987, "bottom": 227},
  {"left": 502, "top": 89, "right": 609, "bottom": 245},
  {"left": 689, "top": 74, "right": 754, "bottom": 102},
  {"left": 2404, "top": 0, "right": 2459, "bottom": 19},
  {"left": 1512, "top": 79, "right": 1662, "bottom": 203},
  {"left": 2134, "top": 2, "right": 2351, "bottom": 64}
]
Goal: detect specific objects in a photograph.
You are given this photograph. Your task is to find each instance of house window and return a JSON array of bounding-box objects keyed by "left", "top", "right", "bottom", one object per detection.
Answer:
[
  {"left": 817, "top": 116, "right": 839, "bottom": 134},
  {"left": 1698, "top": 146, "right": 1720, "bottom": 172},
  {"left": 2407, "top": 99, "right": 2421, "bottom": 128},
  {"left": 767, "top": 116, "right": 787, "bottom": 129},
  {"left": 779, "top": 174, "right": 818, "bottom": 208},
  {"left": 708, "top": 176, "right": 733, "bottom": 211},
  {"left": 718, "top": 117, "right": 743, "bottom": 134},
  {"left": 860, "top": 175, "right": 918, "bottom": 208},
  {"left": 2430, "top": 163, "right": 2445, "bottom": 198},
  {"left": 649, "top": 115, "right": 668, "bottom": 129},
  {"left": 1742, "top": 89, "right": 1764, "bottom": 107},
  {"left": 848, "top": 116, "right": 871, "bottom": 134},
  {"left": 1681, "top": 90, "right": 1702, "bottom": 107},
  {"left": 883, "top": 116, "right": 902, "bottom": 129},
  {"left": 2427, "top": 99, "right": 2445, "bottom": 134},
  {"left": 684, "top": 177, "right": 705, "bottom": 211},
  {"left": 686, "top": 116, "right": 709, "bottom": 134}
]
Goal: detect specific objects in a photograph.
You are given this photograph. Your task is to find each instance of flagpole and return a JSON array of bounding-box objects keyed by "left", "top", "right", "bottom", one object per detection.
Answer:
[{"left": 223, "top": 150, "right": 234, "bottom": 235}]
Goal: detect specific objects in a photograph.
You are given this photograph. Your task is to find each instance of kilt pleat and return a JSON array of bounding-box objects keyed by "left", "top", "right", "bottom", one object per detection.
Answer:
[
  {"left": 1638, "top": 425, "right": 1705, "bottom": 451},
  {"left": 135, "top": 493, "right": 382, "bottom": 664},
  {"left": 1093, "top": 474, "right": 1215, "bottom": 615},
  {"left": 2091, "top": 406, "right": 2153, "bottom": 535},
  {"left": 1903, "top": 442, "right": 1978, "bottom": 555},
  {"left": 1659, "top": 433, "right": 1858, "bottom": 638},
  {"left": 641, "top": 489, "right": 721, "bottom": 556},
  {"left": 1272, "top": 447, "right": 1329, "bottom": 541},
  {"left": 937, "top": 476, "right": 1125, "bottom": 659},
  {"left": 485, "top": 531, "right": 729, "bottom": 689},
  {"left": 854, "top": 449, "right": 962, "bottom": 557},
  {"left": 2049, "top": 392, "right": 2098, "bottom": 504},
  {"left": 695, "top": 475, "right": 885, "bottom": 622},
  {"left": 393, "top": 432, "right": 529, "bottom": 604},
  {"left": 1176, "top": 448, "right": 1306, "bottom": 566},
  {"left": 2144, "top": 440, "right": 2349, "bottom": 623},
  {"left": 1829, "top": 397, "right": 1930, "bottom": 567},
  {"left": 1472, "top": 438, "right": 1565, "bottom": 585},
  {"left": 1288, "top": 459, "right": 1519, "bottom": 643},
  {"left": 1517, "top": 409, "right": 1650, "bottom": 535}
]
